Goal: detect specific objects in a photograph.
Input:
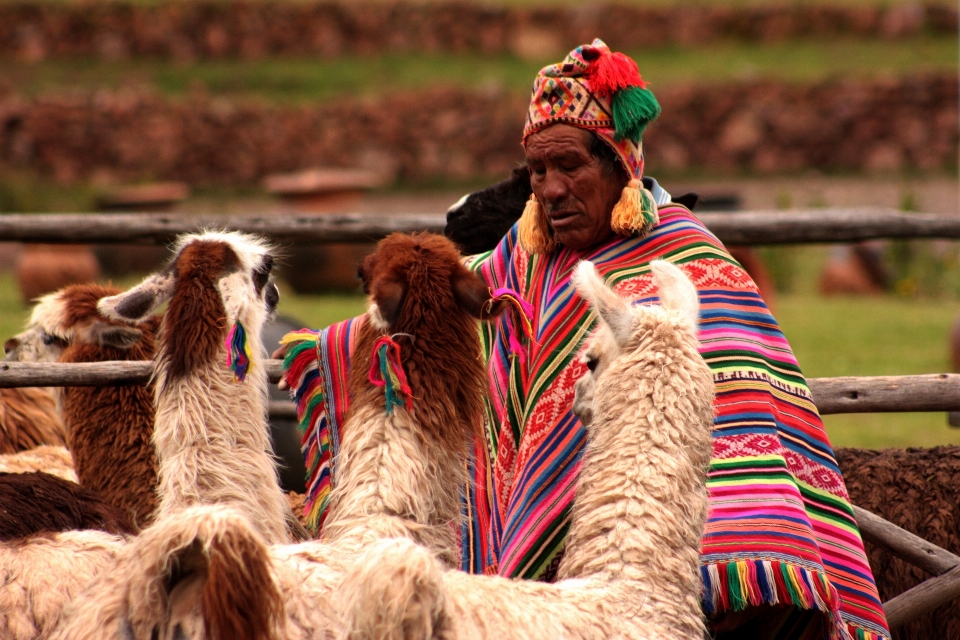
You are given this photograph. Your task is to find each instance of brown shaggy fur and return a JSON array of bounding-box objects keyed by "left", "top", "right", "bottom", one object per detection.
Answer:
[
  {"left": 0, "top": 388, "right": 66, "bottom": 453},
  {"left": 60, "top": 314, "right": 160, "bottom": 528},
  {"left": 837, "top": 446, "right": 960, "bottom": 640},
  {"left": 0, "top": 471, "right": 135, "bottom": 539},
  {"left": 351, "top": 232, "right": 504, "bottom": 449},
  {"left": 201, "top": 524, "right": 285, "bottom": 640},
  {"left": 160, "top": 241, "right": 241, "bottom": 382}
]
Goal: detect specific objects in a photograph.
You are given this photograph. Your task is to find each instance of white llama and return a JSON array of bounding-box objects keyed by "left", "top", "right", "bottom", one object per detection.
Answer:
[{"left": 98, "top": 231, "right": 297, "bottom": 545}]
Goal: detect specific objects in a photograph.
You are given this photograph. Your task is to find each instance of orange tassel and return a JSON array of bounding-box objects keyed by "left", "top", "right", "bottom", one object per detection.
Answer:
[
  {"left": 517, "top": 194, "right": 556, "bottom": 254},
  {"left": 610, "top": 178, "right": 659, "bottom": 237}
]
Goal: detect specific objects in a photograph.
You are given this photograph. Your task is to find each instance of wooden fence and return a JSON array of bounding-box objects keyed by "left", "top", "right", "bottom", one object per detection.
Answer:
[
  {"left": 3, "top": 205, "right": 960, "bottom": 628},
  {"left": 2, "top": 207, "right": 960, "bottom": 245}
]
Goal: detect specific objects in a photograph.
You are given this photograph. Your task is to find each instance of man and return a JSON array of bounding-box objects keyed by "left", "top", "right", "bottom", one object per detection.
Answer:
[{"left": 282, "top": 40, "right": 888, "bottom": 639}]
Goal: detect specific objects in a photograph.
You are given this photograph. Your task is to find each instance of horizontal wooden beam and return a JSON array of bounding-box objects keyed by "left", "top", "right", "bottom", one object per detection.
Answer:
[
  {"left": 884, "top": 564, "right": 960, "bottom": 629},
  {"left": 1, "top": 363, "right": 959, "bottom": 416},
  {"left": 0, "top": 207, "right": 958, "bottom": 245},
  {"left": 852, "top": 505, "right": 960, "bottom": 577},
  {"left": 808, "top": 374, "right": 960, "bottom": 414}
]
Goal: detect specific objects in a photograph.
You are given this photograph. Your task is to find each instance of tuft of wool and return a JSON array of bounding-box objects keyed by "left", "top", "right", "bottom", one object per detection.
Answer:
[
  {"left": 612, "top": 86, "right": 661, "bottom": 143},
  {"left": 225, "top": 320, "right": 252, "bottom": 382},
  {"left": 517, "top": 194, "right": 556, "bottom": 255},
  {"left": 587, "top": 50, "right": 646, "bottom": 98},
  {"left": 610, "top": 179, "right": 659, "bottom": 237}
]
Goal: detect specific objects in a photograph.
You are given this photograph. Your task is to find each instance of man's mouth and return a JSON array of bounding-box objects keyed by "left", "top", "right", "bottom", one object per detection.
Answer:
[{"left": 547, "top": 210, "right": 579, "bottom": 229}]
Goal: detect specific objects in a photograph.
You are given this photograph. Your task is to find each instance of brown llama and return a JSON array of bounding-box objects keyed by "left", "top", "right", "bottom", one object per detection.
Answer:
[{"left": 5, "top": 283, "right": 160, "bottom": 527}]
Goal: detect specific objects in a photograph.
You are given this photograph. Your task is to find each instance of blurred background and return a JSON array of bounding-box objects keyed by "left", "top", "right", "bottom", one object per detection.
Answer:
[{"left": 0, "top": 0, "right": 957, "bottom": 448}]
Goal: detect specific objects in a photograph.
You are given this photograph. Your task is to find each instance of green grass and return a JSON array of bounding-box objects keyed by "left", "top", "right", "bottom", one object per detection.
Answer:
[{"left": 4, "top": 35, "right": 956, "bottom": 103}]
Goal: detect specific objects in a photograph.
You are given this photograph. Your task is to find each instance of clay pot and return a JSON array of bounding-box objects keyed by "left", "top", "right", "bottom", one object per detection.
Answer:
[{"left": 17, "top": 244, "right": 101, "bottom": 302}]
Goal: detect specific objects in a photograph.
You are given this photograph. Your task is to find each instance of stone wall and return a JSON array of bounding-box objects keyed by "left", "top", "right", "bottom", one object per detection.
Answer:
[
  {"left": 2, "top": 1, "right": 956, "bottom": 62},
  {"left": 1, "top": 76, "right": 955, "bottom": 185}
]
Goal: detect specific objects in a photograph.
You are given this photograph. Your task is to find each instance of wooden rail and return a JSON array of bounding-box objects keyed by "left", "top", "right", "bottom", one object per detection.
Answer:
[
  {"left": 854, "top": 505, "right": 960, "bottom": 629},
  {"left": 0, "top": 207, "right": 958, "bottom": 245},
  {"left": 1, "top": 362, "right": 959, "bottom": 416}
]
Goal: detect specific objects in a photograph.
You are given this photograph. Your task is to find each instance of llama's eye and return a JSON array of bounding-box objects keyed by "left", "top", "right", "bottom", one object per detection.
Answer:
[
  {"left": 41, "top": 332, "right": 65, "bottom": 348},
  {"left": 585, "top": 357, "right": 598, "bottom": 373}
]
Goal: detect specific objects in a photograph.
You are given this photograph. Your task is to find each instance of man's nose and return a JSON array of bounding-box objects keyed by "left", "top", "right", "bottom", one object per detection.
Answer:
[{"left": 540, "top": 169, "right": 569, "bottom": 203}]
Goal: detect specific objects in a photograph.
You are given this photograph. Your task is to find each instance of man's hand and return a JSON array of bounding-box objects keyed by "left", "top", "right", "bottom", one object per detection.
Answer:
[{"left": 272, "top": 343, "right": 289, "bottom": 389}]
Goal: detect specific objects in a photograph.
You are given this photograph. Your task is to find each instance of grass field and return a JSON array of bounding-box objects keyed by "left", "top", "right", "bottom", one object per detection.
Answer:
[
  {"left": 2, "top": 262, "right": 957, "bottom": 450},
  {"left": 4, "top": 35, "right": 956, "bottom": 103}
]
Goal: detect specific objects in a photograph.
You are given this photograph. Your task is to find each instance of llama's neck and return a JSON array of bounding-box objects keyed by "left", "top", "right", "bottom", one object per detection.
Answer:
[
  {"left": 153, "top": 334, "right": 290, "bottom": 545},
  {"left": 322, "top": 401, "right": 466, "bottom": 566},
  {"left": 558, "top": 328, "right": 713, "bottom": 594},
  {"left": 60, "top": 342, "right": 159, "bottom": 527}
]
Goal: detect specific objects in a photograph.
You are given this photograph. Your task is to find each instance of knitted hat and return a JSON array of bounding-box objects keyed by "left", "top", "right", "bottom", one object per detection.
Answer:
[{"left": 518, "top": 39, "right": 662, "bottom": 254}]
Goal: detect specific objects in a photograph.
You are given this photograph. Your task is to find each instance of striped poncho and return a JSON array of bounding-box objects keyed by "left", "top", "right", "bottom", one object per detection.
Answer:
[{"left": 282, "top": 205, "right": 889, "bottom": 640}]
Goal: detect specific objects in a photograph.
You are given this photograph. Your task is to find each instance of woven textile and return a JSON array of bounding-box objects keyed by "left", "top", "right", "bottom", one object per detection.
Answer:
[
  {"left": 524, "top": 39, "right": 646, "bottom": 179},
  {"left": 282, "top": 206, "right": 889, "bottom": 640}
]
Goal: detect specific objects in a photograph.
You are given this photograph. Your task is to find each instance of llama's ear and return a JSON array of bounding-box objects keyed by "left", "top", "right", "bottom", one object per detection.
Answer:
[
  {"left": 92, "top": 323, "right": 143, "bottom": 350},
  {"left": 649, "top": 260, "right": 699, "bottom": 330},
  {"left": 98, "top": 269, "right": 176, "bottom": 322},
  {"left": 572, "top": 261, "right": 633, "bottom": 346},
  {"left": 373, "top": 279, "right": 407, "bottom": 329},
  {"left": 452, "top": 269, "right": 502, "bottom": 320}
]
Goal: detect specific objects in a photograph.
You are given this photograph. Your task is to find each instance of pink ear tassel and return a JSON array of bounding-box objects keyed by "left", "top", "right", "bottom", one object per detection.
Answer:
[{"left": 490, "top": 288, "right": 535, "bottom": 362}]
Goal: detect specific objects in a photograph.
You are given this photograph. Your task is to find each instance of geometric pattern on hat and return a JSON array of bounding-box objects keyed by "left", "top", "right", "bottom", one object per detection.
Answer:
[{"left": 523, "top": 38, "right": 646, "bottom": 180}]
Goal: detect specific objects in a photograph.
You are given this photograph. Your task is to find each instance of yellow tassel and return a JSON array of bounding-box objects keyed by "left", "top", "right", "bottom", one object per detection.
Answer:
[
  {"left": 517, "top": 194, "right": 556, "bottom": 254},
  {"left": 610, "top": 178, "right": 659, "bottom": 237}
]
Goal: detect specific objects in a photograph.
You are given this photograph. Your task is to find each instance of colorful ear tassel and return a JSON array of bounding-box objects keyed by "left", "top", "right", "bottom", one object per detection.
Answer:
[
  {"left": 490, "top": 288, "right": 535, "bottom": 362},
  {"left": 225, "top": 320, "right": 253, "bottom": 382},
  {"left": 368, "top": 336, "right": 413, "bottom": 415}
]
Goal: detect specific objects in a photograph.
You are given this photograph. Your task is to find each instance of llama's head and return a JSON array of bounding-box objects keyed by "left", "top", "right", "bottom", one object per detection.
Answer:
[
  {"left": 98, "top": 231, "right": 279, "bottom": 382},
  {"left": 571, "top": 260, "right": 700, "bottom": 425},
  {"left": 444, "top": 166, "right": 531, "bottom": 255},
  {"left": 354, "top": 232, "right": 509, "bottom": 440},
  {"left": 4, "top": 283, "right": 148, "bottom": 363}
]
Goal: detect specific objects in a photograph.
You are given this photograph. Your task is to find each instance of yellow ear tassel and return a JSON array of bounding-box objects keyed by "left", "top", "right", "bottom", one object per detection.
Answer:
[
  {"left": 518, "top": 194, "right": 556, "bottom": 254},
  {"left": 610, "top": 178, "right": 659, "bottom": 237}
]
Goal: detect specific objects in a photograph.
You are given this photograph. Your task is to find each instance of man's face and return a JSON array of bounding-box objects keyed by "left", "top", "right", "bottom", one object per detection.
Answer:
[{"left": 524, "top": 124, "right": 627, "bottom": 251}]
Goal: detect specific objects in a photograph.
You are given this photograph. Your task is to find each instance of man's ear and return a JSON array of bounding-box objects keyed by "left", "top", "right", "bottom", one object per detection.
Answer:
[
  {"left": 373, "top": 279, "right": 407, "bottom": 328},
  {"left": 452, "top": 269, "right": 506, "bottom": 321},
  {"left": 92, "top": 323, "right": 143, "bottom": 350}
]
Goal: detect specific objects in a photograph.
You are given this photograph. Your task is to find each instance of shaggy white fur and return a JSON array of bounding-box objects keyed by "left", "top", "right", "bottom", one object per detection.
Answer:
[
  {"left": 48, "top": 504, "right": 348, "bottom": 640},
  {"left": 97, "top": 231, "right": 292, "bottom": 546},
  {"left": 320, "top": 400, "right": 468, "bottom": 566},
  {"left": 0, "top": 445, "right": 77, "bottom": 482},
  {"left": 339, "top": 259, "right": 715, "bottom": 640},
  {"left": 0, "top": 529, "right": 125, "bottom": 640}
]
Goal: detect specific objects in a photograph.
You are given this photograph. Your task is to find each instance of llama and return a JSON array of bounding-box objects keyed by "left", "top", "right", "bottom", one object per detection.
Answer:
[
  {"left": 0, "top": 445, "right": 76, "bottom": 482},
  {"left": 5, "top": 283, "right": 160, "bottom": 526},
  {"left": 341, "top": 259, "right": 714, "bottom": 640},
  {"left": 97, "top": 230, "right": 296, "bottom": 545},
  {"left": 0, "top": 471, "right": 135, "bottom": 540},
  {"left": 0, "top": 387, "right": 66, "bottom": 454},
  {"left": 0, "top": 231, "right": 291, "bottom": 640},
  {"left": 49, "top": 232, "right": 515, "bottom": 640},
  {"left": 319, "top": 232, "right": 510, "bottom": 564}
]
